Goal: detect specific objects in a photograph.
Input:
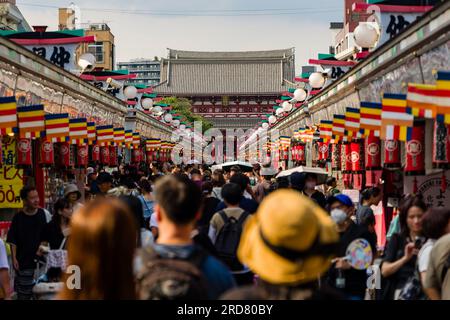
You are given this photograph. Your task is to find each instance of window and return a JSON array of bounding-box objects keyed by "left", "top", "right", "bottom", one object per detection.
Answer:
[{"left": 87, "top": 42, "right": 104, "bottom": 63}]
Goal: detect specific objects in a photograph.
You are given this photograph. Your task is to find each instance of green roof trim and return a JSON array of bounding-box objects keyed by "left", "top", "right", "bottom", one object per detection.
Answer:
[
  {"left": 301, "top": 72, "right": 312, "bottom": 78},
  {"left": 281, "top": 96, "right": 291, "bottom": 101},
  {"left": 318, "top": 53, "right": 335, "bottom": 60},
  {"left": 288, "top": 88, "right": 296, "bottom": 94},
  {"left": 142, "top": 93, "right": 157, "bottom": 99},
  {"left": 127, "top": 84, "right": 147, "bottom": 89},
  {"left": 58, "top": 29, "right": 85, "bottom": 37}
]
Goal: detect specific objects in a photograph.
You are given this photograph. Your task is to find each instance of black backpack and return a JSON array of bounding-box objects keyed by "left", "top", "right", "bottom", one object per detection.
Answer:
[
  {"left": 136, "top": 246, "right": 209, "bottom": 300},
  {"left": 214, "top": 210, "right": 249, "bottom": 271}
]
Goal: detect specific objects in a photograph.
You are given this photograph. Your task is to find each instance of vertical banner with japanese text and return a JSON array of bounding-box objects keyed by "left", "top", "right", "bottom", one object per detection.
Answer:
[{"left": 0, "top": 136, "right": 24, "bottom": 208}]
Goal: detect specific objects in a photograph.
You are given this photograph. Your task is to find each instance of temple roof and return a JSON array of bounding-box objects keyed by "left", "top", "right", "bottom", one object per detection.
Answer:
[{"left": 154, "top": 48, "right": 295, "bottom": 96}]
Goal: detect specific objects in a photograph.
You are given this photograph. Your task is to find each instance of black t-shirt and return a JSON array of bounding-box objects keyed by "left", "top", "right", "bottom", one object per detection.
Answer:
[
  {"left": 198, "top": 197, "right": 221, "bottom": 231},
  {"left": 382, "top": 233, "right": 417, "bottom": 295},
  {"left": 41, "top": 220, "right": 65, "bottom": 250},
  {"left": 6, "top": 209, "right": 47, "bottom": 270},
  {"left": 327, "top": 221, "right": 377, "bottom": 298}
]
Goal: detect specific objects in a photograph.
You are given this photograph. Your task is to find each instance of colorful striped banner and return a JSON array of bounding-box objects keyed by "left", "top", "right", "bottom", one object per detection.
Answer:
[
  {"left": 132, "top": 132, "right": 140, "bottom": 149},
  {"left": 45, "top": 113, "right": 69, "bottom": 142},
  {"left": 96, "top": 125, "right": 114, "bottom": 146},
  {"left": 69, "top": 118, "right": 88, "bottom": 145},
  {"left": 87, "top": 122, "right": 96, "bottom": 145},
  {"left": 113, "top": 127, "right": 125, "bottom": 146},
  {"left": 319, "top": 120, "right": 333, "bottom": 142},
  {"left": 344, "top": 107, "right": 361, "bottom": 139},
  {"left": 381, "top": 94, "right": 414, "bottom": 141},
  {"left": 359, "top": 102, "right": 382, "bottom": 137},
  {"left": 17, "top": 105, "right": 45, "bottom": 139},
  {"left": 0, "top": 97, "right": 17, "bottom": 135},
  {"left": 332, "top": 114, "right": 346, "bottom": 142},
  {"left": 125, "top": 130, "right": 133, "bottom": 149},
  {"left": 407, "top": 83, "right": 437, "bottom": 119},
  {"left": 435, "top": 71, "right": 450, "bottom": 124}
]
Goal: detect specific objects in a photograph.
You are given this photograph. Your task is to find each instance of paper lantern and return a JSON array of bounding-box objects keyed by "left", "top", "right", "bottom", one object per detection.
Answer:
[
  {"left": 77, "top": 145, "right": 88, "bottom": 168},
  {"left": 109, "top": 146, "right": 118, "bottom": 167},
  {"left": 350, "top": 141, "right": 363, "bottom": 172},
  {"left": 433, "top": 121, "right": 450, "bottom": 168},
  {"left": 100, "top": 146, "right": 110, "bottom": 165},
  {"left": 91, "top": 144, "right": 100, "bottom": 162},
  {"left": 384, "top": 140, "right": 401, "bottom": 169},
  {"left": 17, "top": 138, "right": 32, "bottom": 166},
  {"left": 365, "top": 135, "right": 381, "bottom": 170},
  {"left": 317, "top": 141, "right": 329, "bottom": 162},
  {"left": 59, "top": 142, "right": 75, "bottom": 168},
  {"left": 39, "top": 140, "right": 54, "bottom": 166},
  {"left": 405, "top": 122, "right": 425, "bottom": 176}
]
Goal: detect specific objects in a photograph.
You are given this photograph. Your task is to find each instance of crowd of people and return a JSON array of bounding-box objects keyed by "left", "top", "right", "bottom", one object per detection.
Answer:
[{"left": 0, "top": 162, "right": 449, "bottom": 301}]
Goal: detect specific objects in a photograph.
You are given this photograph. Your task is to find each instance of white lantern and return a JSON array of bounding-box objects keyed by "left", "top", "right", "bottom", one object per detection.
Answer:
[
  {"left": 282, "top": 101, "right": 293, "bottom": 113},
  {"left": 180, "top": 124, "right": 186, "bottom": 130},
  {"left": 354, "top": 22, "right": 379, "bottom": 48},
  {"left": 124, "top": 86, "right": 138, "bottom": 99},
  {"left": 262, "top": 122, "right": 269, "bottom": 129},
  {"left": 294, "top": 88, "right": 307, "bottom": 101},
  {"left": 309, "top": 72, "right": 326, "bottom": 89},
  {"left": 164, "top": 113, "right": 173, "bottom": 123},
  {"left": 268, "top": 115, "right": 277, "bottom": 124},
  {"left": 276, "top": 108, "right": 284, "bottom": 116},
  {"left": 141, "top": 98, "right": 153, "bottom": 110},
  {"left": 152, "top": 106, "right": 162, "bottom": 115},
  {"left": 172, "top": 119, "right": 180, "bottom": 127}
]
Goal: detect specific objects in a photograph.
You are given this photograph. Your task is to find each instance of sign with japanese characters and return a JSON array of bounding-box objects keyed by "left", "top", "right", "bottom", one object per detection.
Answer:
[
  {"left": 404, "top": 172, "right": 450, "bottom": 208},
  {"left": 25, "top": 44, "right": 78, "bottom": 71},
  {"left": 379, "top": 12, "right": 423, "bottom": 47},
  {"left": 0, "top": 136, "right": 24, "bottom": 208}
]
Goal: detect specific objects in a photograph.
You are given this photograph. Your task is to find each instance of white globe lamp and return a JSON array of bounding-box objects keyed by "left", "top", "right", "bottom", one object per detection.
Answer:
[
  {"left": 294, "top": 88, "right": 307, "bottom": 101},
  {"left": 141, "top": 98, "right": 153, "bottom": 110},
  {"left": 268, "top": 115, "right": 277, "bottom": 124},
  {"left": 152, "top": 106, "right": 162, "bottom": 115},
  {"left": 124, "top": 86, "right": 138, "bottom": 99},
  {"left": 262, "top": 122, "right": 269, "bottom": 129},
  {"left": 180, "top": 124, "right": 186, "bottom": 131},
  {"left": 172, "top": 119, "right": 180, "bottom": 127},
  {"left": 282, "top": 101, "right": 293, "bottom": 113},
  {"left": 276, "top": 107, "right": 284, "bottom": 117},
  {"left": 164, "top": 113, "right": 173, "bottom": 123},
  {"left": 354, "top": 22, "right": 379, "bottom": 49},
  {"left": 309, "top": 72, "right": 326, "bottom": 89}
]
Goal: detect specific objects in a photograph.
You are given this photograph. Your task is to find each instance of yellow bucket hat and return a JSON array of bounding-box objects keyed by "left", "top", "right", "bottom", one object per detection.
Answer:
[{"left": 238, "top": 189, "right": 339, "bottom": 285}]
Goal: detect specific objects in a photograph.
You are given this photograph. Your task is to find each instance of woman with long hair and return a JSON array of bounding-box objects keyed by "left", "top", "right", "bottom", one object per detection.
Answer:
[
  {"left": 58, "top": 198, "right": 137, "bottom": 300},
  {"left": 381, "top": 195, "right": 427, "bottom": 300}
]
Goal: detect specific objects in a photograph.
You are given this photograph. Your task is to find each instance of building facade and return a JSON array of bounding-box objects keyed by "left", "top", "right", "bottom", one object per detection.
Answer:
[
  {"left": 154, "top": 48, "right": 296, "bottom": 130},
  {"left": 117, "top": 59, "right": 161, "bottom": 87},
  {"left": 0, "top": 0, "right": 31, "bottom": 31}
]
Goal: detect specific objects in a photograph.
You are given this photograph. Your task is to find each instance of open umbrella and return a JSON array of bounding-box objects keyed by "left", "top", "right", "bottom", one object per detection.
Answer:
[
  {"left": 212, "top": 161, "right": 254, "bottom": 173},
  {"left": 276, "top": 166, "right": 329, "bottom": 185}
]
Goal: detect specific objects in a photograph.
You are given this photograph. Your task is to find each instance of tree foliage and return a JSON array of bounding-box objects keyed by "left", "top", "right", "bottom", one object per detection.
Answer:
[{"left": 160, "top": 97, "right": 213, "bottom": 132}]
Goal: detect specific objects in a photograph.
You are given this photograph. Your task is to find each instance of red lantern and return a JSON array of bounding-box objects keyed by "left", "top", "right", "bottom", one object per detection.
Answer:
[
  {"left": 341, "top": 143, "right": 352, "bottom": 173},
  {"left": 17, "top": 138, "right": 32, "bottom": 166},
  {"left": 109, "top": 146, "right": 118, "bottom": 167},
  {"left": 39, "top": 140, "right": 54, "bottom": 166},
  {"left": 77, "top": 145, "right": 88, "bottom": 168},
  {"left": 331, "top": 143, "right": 341, "bottom": 171},
  {"left": 365, "top": 135, "right": 381, "bottom": 170},
  {"left": 58, "top": 142, "right": 74, "bottom": 168},
  {"left": 350, "top": 141, "right": 363, "bottom": 172},
  {"left": 91, "top": 144, "right": 100, "bottom": 162},
  {"left": 298, "top": 144, "right": 306, "bottom": 163},
  {"left": 317, "top": 141, "right": 329, "bottom": 161},
  {"left": 100, "top": 146, "right": 110, "bottom": 165},
  {"left": 405, "top": 122, "right": 425, "bottom": 176},
  {"left": 384, "top": 140, "right": 401, "bottom": 168},
  {"left": 433, "top": 121, "right": 450, "bottom": 168},
  {"left": 132, "top": 149, "right": 142, "bottom": 163},
  {"left": 146, "top": 150, "right": 154, "bottom": 164}
]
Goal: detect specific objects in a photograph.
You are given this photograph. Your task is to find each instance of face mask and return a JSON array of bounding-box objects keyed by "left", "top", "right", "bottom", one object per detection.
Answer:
[
  {"left": 306, "top": 182, "right": 316, "bottom": 190},
  {"left": 331, "top": 209, "right": 348, "bottom": 225}
]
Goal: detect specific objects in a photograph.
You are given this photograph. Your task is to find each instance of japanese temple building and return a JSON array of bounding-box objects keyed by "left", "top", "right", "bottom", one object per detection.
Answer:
[{"left": 154, "top": 48, "right": 296, "bottom": 130}]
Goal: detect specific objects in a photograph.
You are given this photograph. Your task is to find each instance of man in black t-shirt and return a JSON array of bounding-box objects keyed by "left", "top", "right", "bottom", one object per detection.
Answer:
[
  {"left": 326, "top": 194, "right": 377, "bottom": 300},
  {"left": 7, "top": 186, "right": 48, "bottom": 300}
]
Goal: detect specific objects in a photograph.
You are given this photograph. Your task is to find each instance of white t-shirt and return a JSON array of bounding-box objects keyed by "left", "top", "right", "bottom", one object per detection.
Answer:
[
  {"left": 0, "top": 239, "right": 9, "bottom": 270},
  {"left": 150, "top": 214, "right": 159, "bottom": 229},
  {"left": 418, "top": 239, "right": 436, "bottom": 273}
]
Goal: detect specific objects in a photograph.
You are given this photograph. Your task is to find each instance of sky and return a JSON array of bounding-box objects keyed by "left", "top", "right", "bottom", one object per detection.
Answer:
[{"left": 17, "top": 0, "right": 345, "bottom": 73}]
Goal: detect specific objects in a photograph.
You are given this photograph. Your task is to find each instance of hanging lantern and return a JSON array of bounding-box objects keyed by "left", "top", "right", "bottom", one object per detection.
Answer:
[
  {"left": 405, "top": 121, "right": 425, "bottom": 176},
  {"left": 91, "top": 144, "right": 101, "bottom": 163},
  {"left": 146, "top": 150, "right": 153, "bottom": 164},
  {"left": 365, "top": 135, "right": 381, "bottom": 170},
  {"left": 384, "top": 140, "right": 401, "bottom": 169},
  {"left": 77, "top": 145, "right": 88, "bottom": 168},
  {"left": 100, "top": 146, "right": 110, "bottom": 166},
  {"left": 331, "top": 143, "right": 341, "bottom": 171},
  {"left": 132, "top": 148, "right": 142, "bottom": 163},
  {"left": 317, "top": 141, "right": 329, "bottom": 161},
  {"left": 298, "top": 144, "right": 306, "bottom": 164},
  {"left": 17, "top": 138, "right": 32, "bottom": 166},
  {"left": 109, "top": 146, "right": 118, "bottom": 167},
  {"left": 58, "top": 142, "right": 75, "bottom": 168},
  {"left": 350, "top": 140, "right": 363, "bottom": 173},
  {"left": 39, "top": 140, "right": 54, "bottom": 166},
  {"left": 340, "top": 143, "right": 351, "bottom": 173},
  {"left": 433, "top": 121, "right": 450, "bottom": 168}
]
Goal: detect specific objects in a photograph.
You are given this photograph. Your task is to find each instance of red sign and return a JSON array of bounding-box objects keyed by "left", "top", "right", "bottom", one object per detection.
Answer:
[
  {"left": 350, "top": 141, "right": 363, "bottom": 172},
  {"left": 17, "top": 138, "right": 32, "bottom": 166},
  {"left": 58, "top": 142, "right": 75, "bottom": 168},
  {"left": 384, "top": 140, "right": 401, "bottom": 168},
  {"left": 317, "top": 142, "right": 329, "bottom": 161},
  {"left": 405, "top": 122, "right": 425, "bottom": 175},
  {"left": 433, "top": 121, "right": 450, "bottom": 168},
  {"left": 39, "top": 140, "right": 54, "bottom": 166},
  {"left": 331, "top": 143, "right": 341, "bottom": 170}
]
